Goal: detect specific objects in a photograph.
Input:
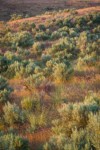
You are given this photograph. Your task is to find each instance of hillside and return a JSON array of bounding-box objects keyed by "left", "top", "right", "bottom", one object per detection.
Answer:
[
  {"left": 0, "top": 5, "right": 100, "bottom": 150},
  {"left": 0, "top": 0, "right": 100, "bottom": 20},
  {"left": 8, "top": 6, "right": 100, "bottom": 26}
]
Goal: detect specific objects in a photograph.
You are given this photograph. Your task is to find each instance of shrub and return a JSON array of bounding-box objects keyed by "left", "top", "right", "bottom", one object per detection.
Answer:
[
  {"left": 15, "top": 31, "right": 34, "bottom": 47},
  {"left": 35, "top": 32, "right": 50, "bottom": 41},
  {"left": 2, "top": 31, "right": 33, "bottom": 49},
  {"left": 44, "top": 133, "right": 67, "bottom": 150},
  {"left": 0, "top": 76, "right": 12, "bottom": 103},
  {"left": 44, "top": 94, "right": 100, "bottom": 150},
  {"left": 92, "top": 12, "right": 100, "bottom": 23},
  {"left": 10, "top": 14, "right": 23, "bottom": 21},
  {"left": 50, "top": 38, "right": 79, "bottom": 60},
  {"left": 84, "top": 92, "right": 100, "bottom": 106},
  {"left": 31, "top": 42, "right": 45, "bottom": 56},
  {"left": 53, "top": 62, "right": 73, "bottom": 83},
  {"left": 50, "top": 31, "right": 60, "bottom": 40},
  {"left": 56, "top": 19, "right": 63, "bottom": 28},
  {"left": 19, "top": 22, "right": 36, "bottom": 31},
  {"left": 77, "top": 31, "right": 88, "bottom": 52},
  {"left": 87, "top": 113, "right": 100, "bottom": 150},
  {"left": 38, "top": 24, "right": 46, "bottom": 31},
  {"left": 0, "top": 132, "right": 29, "bottom": 150},
  {"left": 41, "top": 54, "right": 51, "bottom": 64},
  {"left": 0, "top": 55, "right": 9, "bottom": 73},
  {"left": 21, "top": 96, "right": 41, "bottom": 112},
  {"left": 4, "top": 51, "right": 21, "bottom": 63},
  {"left": 3, "top": 102, "right": 25, "bottom": 125},
  {"left": 75, "top": 16, "right": 87, "bottom": 26},
  {"left": 21, "top": 97, "right": 34, "bottom": 111},
  {"left": 26, "top": 72, "right": 45, "bottom": 88},
  {"left": 63, "top": 18, "right": 73, "bottom": 27},
  {"left": 7, "top": 60, "right": 36, "bottom": 78},
  {"left": 28, "top": 111, "right": 47, "bottom": 132},
  {"left": 17, "top": 48, "right": 30, "bottom": 58}
]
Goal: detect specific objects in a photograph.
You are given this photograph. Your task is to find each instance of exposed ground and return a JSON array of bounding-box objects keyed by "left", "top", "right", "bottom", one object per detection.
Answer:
[{"left": 0, "top": 0, "right": 100, "bottom": 21}]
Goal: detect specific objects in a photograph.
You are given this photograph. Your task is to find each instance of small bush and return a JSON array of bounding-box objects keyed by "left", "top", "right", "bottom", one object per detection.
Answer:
[
  {"left": 21, "top": 96, "right": 41, "bottom": 112},
  {"left": 2, "top": 31, "right": 33, "bottom": 49},
  {"left": 0, "top": 55, "right": 9, "bottom": 73},
  {"left": 3, "top": 102, "right": 26, "bottom": 125},
  {"left": 0, "top": 76, "right": 12, "bottom": 103},
  {"left": 35, "top": 32, "right": 50, "bottom": 41},
  {"left": 53, "top": 62, "right": 73, "bottom": 83},
  {"left": 28, "top": 111, "right": 47, "bottom": 132},
  {"left": 31, "top": 42, "right": 45, "bottom": 56},
  {"left": 0, "top": 132, "right": 29, "bottom": 150},
  {"left": 38, "top": 24, "right": 46, "bottom": 31}
]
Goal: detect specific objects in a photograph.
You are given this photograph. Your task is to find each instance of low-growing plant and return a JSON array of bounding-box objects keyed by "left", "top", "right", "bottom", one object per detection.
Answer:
[
  {"left": 35, "top": 32, "right": 50, "bottom": 41},
  {"left": 2, "top": 31, "right": 34, "bottom": 49},
  {"left": 21, "top": 96, "right": 41, "bottom": 112},
  {"left": 0, "top": 76, "right": 12, "bottom": 103},
  {"left": 53, "top": 62, "right": 73, "bottom": 83},
  {"left": 28, "top": 111, "right": 47, "bottom": 132},
  {"left": 0, "top": 132, "right": 30, "bottom": 150},
  {"left": 3, "top": 102, "right": 26, "bottom": 125},
  {"left": 31, "top": 42, "right": 45, "bottom": 56},
  {"left": 0, "top": 55, "right": 9, "bottom": 74}
]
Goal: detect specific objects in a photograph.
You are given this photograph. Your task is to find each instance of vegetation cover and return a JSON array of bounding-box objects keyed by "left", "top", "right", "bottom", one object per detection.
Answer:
[{"left": 0, "top": 5, "right": 100, "bottom": 150}]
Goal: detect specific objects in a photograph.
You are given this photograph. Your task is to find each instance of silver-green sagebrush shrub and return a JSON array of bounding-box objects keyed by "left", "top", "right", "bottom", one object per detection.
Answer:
[
  {"left": 53, "top": 62, "right": 73, "bottom": 83},
  {"left": 0, "top": 133, "right": 30, "bottom": 150},
  {"left": 44, "top": 93, "right": 100, "bottom": 150},
  {"left": 0, "top": 55, "right": 9, "bottom": 74},
  {"left": 2, "top": 31, "right": 33, "bottom": 49},
  {"left": 31, "top": 42, "right": 45, "bottom": 56},
  {"left": 21, "top": 96, "right": 41, "bottom": 112},
  {"left": 3, "top": 102, "right": 26, "bottom": 125},
  {"left": 0, "top": 76, "right": 12, "bottom": 103},
  {"left": 28, "top": 111, "right": 47, "bottom": 132}
]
